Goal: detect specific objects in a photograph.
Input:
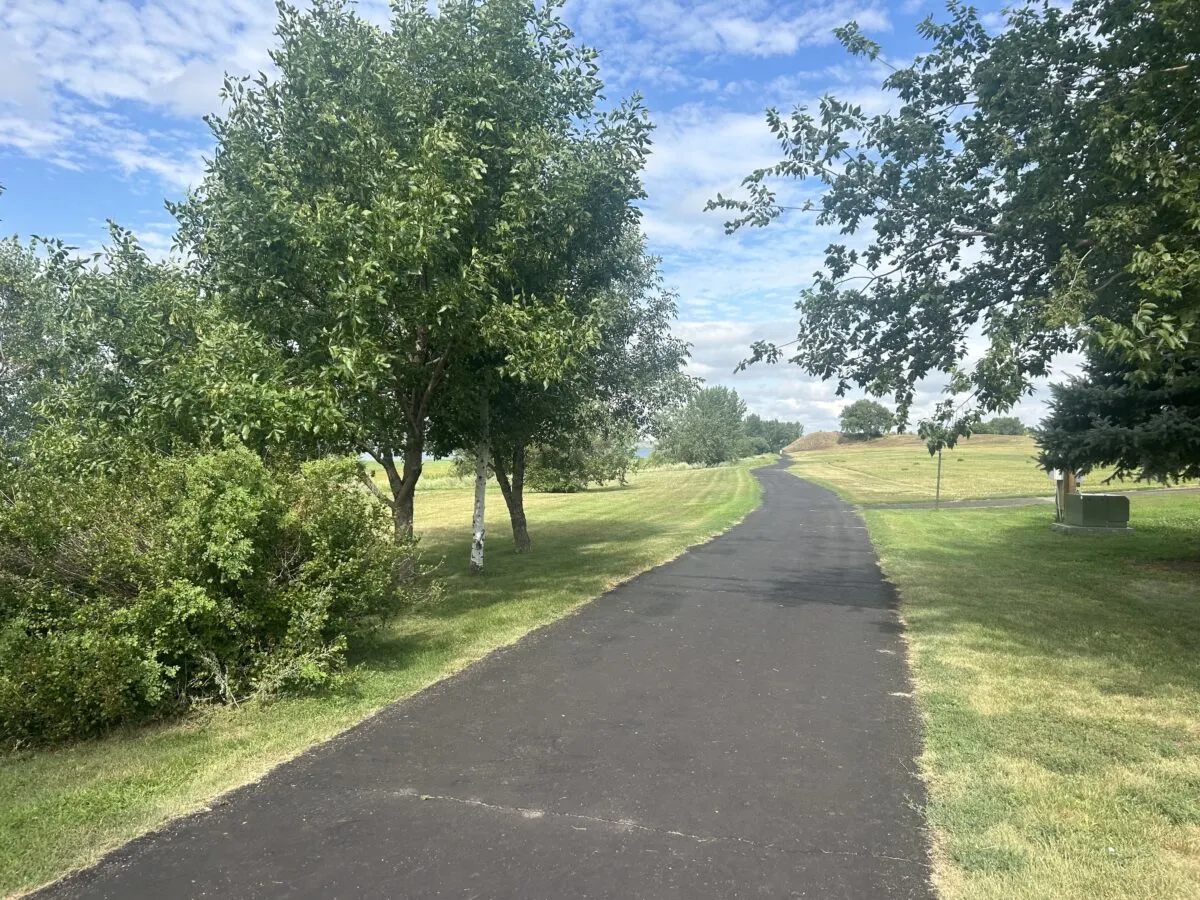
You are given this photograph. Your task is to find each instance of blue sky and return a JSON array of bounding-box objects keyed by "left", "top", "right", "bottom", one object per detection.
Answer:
[{"left": 0, "top": 0, "right": 1067, "bottom": 431}]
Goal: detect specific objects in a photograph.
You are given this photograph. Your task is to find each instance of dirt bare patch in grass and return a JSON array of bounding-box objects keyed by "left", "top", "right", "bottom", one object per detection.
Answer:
[{"left": 1134, "top": 558, "right": 1200, "bottom": 576}]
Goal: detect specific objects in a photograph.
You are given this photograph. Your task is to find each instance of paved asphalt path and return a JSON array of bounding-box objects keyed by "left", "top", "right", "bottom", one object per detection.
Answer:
[{"left": 40, "top": 459, "right": 931, "bottom": 900}]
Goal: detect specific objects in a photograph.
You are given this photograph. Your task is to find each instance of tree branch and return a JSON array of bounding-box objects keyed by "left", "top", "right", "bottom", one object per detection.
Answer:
[
  {"left": 1094, "top": 270, "right": 1125, "bottom": 294},
  {"left": 417, "top": 352, "right": 450, "bottom": 422},
  {"left": 835, "top": 230, "right": 996, "bottom": 288},
  {"left": 362, "top": 449, "right": 396, "bottom": 507}
]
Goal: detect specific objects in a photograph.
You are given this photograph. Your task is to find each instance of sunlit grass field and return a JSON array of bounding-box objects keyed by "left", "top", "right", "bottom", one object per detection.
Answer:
[
  {"left": 0, "top": 461, "right": 764, "bottom": 898},
  {"left": 365, "top": 457, "right": 470, "bottom": 491},
  {"left": 869, "top": 493, "right": 1200, "bottom": 899},
  {"left": 787, "top": 434, "right": 1190, "bottom": 504}
]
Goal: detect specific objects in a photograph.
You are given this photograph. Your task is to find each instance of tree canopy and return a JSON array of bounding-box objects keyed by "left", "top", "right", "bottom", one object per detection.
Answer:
[
  {"left": 0, "top": 234, "right": 60, "bottom": 448},
  {"left": 839, "top": 399, "right": 895, "bottom": 440},
  {"left": 477, "top": 244, "right": 691, "bottom": 551},
  {"left": 743, "top": 414, "right": 803, "bottom": 454},
  {"left": 175, "top": 0, "right": 650, "bottom": 540},
  {"left": 656, "top": 386, "right": 748, "bottom": 466},
  {"left": 972, "top": 416, "right": 1028, "bottom": 436},
  {"left": 19, "top": 227, "right": 336, "bottom": 467},
  {"left": 1038, "top": 351, "right": 1200, "bottom": 482},
  {"left": 710, "top": 0, "right": 1200, "bottom": 468}
]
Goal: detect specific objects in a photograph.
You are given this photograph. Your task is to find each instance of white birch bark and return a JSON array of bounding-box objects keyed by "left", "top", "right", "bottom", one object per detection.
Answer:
[{"left": 469, "top": 395, "right": 489, "bottom": 574}]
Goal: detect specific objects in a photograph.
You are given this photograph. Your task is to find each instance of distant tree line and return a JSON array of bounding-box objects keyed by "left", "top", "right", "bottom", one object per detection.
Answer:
[
  {"left": 972, "top": 417, "right": 1029, "bottom": 436},
  {"left": 653, "top": 386, "right": 802, "bottom": 466},
  {"left": 837, "top": 400, "right": 1028, "bottom": 443}
]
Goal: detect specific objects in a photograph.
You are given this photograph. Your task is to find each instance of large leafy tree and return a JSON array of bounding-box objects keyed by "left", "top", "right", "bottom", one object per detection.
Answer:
[
  {"left": 0, "top": 234, "right": 58, "bottom": 449},
  {"left": 657, "top": 386, "right": 748, "bottom": 467},
  {"left": 0, "top": 224, "right": 331, "bottom": 464},
  {"left": 489, "top": 253, "right": 691, "bottom": 552},
  {"left": 428, "top": 106, "right": 654, "bottom": 566},
  {"left": 711, "top": 0, "right": 1200, "bottom": 455},
  {"left": 74, "top": 232, "right": 337, "bottom": 458},
  {"left": 175, "top": 0, "right": 620, "bottom": 541},
  {"left": 433, "top": 241, "right": 691, "bottom": 553},
  {"left": 839, "top": 399, "right": 894, "bottom": 440}
]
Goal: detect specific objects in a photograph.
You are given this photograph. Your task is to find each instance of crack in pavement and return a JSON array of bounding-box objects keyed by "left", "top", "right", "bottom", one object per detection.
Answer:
[{"left": 365, "top": 788, "right": 924, "bottom": 867}]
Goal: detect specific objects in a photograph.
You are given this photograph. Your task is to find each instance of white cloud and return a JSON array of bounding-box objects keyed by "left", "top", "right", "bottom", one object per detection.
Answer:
[
  {"left": 108, "top": 145, "right": 208, "bottom": 193},
  {"left": 569, "top": 0, "right": 891, "bottom": 91},
  {"left": 0, "top": 115, "right": 72, "bottom": 158},
  {"left": 675, "top": 315, "right": 863, "bottom": 428},
  {"left": 0, "top": 0, "right": 289, "bottom": 190},
  {"left": 2, "top": 0, "right": 277, "bottom": 113},
  {"left": 673, "top": 310, "right": 1086, "bottom": 431},
  {"left": 638, "top": 91, "right": 886, "bottom": 331},
  {"left": 0, "top": 32, "right": 52, "bottom": 115}
]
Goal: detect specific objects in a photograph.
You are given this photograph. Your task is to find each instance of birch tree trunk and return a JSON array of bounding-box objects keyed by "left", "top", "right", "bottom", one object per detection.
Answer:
[{"left": 469, "top": 395, "right": 489, "bottom": 574}]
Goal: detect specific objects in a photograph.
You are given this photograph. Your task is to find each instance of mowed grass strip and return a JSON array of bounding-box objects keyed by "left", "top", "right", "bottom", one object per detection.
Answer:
[
  {"left": 788, "top": 434, "right": 1193, "bottom": 505},
  {"left": 866, "top": 494, "right": 1200, "bottom": 899},
  {"left": 0, "top": 462, "right": 763, "bottom": 898}
]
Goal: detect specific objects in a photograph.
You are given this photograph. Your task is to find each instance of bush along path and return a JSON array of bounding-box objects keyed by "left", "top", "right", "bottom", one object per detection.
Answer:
[{"left": 37, "top": 460, "right": 931, "bottom": 899}]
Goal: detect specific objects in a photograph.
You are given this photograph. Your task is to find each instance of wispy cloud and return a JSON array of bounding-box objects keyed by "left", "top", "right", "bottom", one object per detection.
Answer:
[
  {"left": 3, "top": 0, "right": 275, "bottom": 114},
  {"left": 0, "top": 0, "right": 280, "bottom": 190},
  {"left": 569, "top": 0, "right": 891, "bottom": 91}
]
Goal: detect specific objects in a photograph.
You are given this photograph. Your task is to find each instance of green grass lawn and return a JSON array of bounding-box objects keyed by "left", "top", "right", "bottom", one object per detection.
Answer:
[
  {"left": 0, "top": 461, "right": 764, "bottom": 898},
  {"left": 867, "top": 494, "right": 1200, "bottom": 899},
  {"left": 787, "top": 434, "right": 1192, "bottom": 505},
  {"left": 363, "top": 457, "right": 470, "bottom": 491}
]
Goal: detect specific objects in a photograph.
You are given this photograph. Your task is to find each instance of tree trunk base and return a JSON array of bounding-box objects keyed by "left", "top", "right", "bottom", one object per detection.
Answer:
[
  {"left": 495, "top": 444, "right": 531, "bottom": 554},
  {"left": 513, "top": 526, "right": 532, "bottom": 553}
]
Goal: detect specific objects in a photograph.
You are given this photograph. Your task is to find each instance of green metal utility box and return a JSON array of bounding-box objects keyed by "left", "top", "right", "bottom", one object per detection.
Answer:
[{"left": 1064, "top": 493, "right": 1130, "bottom": 528}]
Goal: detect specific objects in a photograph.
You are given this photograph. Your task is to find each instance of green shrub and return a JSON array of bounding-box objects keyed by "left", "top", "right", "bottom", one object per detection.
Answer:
[
  {"left": 526, "top": 428, "right": 638, "bottom": 493},
  {"left": 736, "top": 435, "right": 772, "bottom": 458},
  {"left": 0, "top": 444, "right": 418, "bottom": 745}
]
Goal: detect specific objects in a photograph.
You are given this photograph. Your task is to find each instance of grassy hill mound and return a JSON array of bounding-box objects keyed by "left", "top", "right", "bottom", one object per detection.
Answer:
[
  {"left": 783, "top": 431, "right": 842, "bottom": 452},
  {"left": 786, "top": 434, "right": 1051, "bottom": 503},
  {"left": 784, "top": 431, "right": 934, "bottom": 453}
]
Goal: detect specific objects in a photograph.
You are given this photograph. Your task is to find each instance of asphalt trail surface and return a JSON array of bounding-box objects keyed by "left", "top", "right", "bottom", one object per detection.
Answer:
[{"left": 40, "top": 459, "right": 931, "bottom": 899}]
